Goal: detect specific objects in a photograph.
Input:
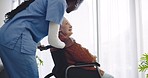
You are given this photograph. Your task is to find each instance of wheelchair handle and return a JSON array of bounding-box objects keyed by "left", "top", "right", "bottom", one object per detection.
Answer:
[{"left": 38, "top": 45, "right": 54, "bottom": 51}]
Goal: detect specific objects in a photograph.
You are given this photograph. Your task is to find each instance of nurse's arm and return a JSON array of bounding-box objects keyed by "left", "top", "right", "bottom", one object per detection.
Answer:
[{"left": 48, "top": 22, "right": 65, "bottom": 48}]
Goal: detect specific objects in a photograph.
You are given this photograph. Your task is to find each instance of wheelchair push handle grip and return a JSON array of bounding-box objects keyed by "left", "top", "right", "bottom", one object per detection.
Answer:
[
  {"left": 38, "top": 45, "right": 54, "bottom": 51},
  {"left": 45, "top": 45, "right": 54, "bottom": 49}
]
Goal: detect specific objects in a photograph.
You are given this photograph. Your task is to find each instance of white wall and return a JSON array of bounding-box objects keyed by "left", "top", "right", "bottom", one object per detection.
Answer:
[
  {"left": 141, "top": 0, "right": 148, "bottom": 52},
  {"left": 0, "top": 0, "right": 12, "bottom": 27}
]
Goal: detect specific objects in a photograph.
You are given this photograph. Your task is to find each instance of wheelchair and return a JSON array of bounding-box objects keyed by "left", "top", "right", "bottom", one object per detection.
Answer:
[{"left": 38, "top": 45, "right": 101, "bottom": 78}]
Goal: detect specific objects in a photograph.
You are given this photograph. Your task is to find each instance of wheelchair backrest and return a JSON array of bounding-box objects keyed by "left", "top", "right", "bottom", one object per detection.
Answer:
[{"left": 45, "top": 49, "right": 68, "bottom": 78}]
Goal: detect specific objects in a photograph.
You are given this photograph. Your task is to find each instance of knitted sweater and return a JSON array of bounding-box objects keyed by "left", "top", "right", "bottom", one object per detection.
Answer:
[{"left": 64, "top": 41, "right": 97, "bottom": 70}]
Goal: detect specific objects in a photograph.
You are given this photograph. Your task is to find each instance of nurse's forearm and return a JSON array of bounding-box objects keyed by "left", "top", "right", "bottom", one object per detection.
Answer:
[{"left": 48, "top": 22, "right": 65, "bottom": 48}]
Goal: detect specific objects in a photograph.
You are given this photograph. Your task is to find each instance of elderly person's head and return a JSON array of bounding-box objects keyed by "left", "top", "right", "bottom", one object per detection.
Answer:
[{"left": 59, "top": 17, "right": 73, "bottom": 40}]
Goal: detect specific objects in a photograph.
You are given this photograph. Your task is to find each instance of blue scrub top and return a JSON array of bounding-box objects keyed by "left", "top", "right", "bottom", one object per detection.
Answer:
[{"left": 0, "top": 0, "right": 67, "bottom": 53}]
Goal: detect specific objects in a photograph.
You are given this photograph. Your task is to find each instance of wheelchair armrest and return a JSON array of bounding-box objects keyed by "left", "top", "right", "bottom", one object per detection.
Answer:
[
  {"left": 65, "top": 62, "right": 100, "bottom": 78},
  {"left": 66, "top": 62, "right": 100, "bottom": 69},
  {"left": 74, "top": 62, "right": 100, "bottom": 67}
]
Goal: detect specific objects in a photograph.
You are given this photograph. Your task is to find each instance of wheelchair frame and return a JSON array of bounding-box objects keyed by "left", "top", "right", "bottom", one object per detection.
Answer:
[{"left": 38, "top": 45, "right": 101, "bottom": 78}]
